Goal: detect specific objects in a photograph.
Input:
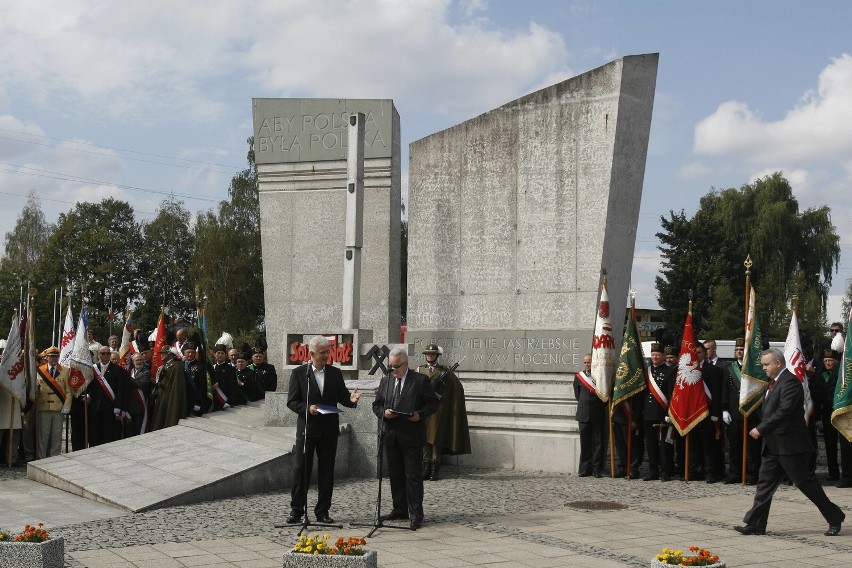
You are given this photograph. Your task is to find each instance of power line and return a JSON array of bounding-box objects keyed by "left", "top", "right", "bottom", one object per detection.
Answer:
[
  {"left": 0, "top": 162, "right": 220, "bottom": 203},
  {"left": 0, "top": 127, "right": 244, "bottom": 173},
  {"left": 0, "top": 189, "right": 155, "bottom": 215}
]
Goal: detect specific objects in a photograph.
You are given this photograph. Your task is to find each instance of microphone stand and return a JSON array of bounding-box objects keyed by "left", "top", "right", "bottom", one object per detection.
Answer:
[
  {"left": 276, "top": 362, "right": 343, "bottom": 535},
  {"left": 350, "top": 369, "right": 411, "bottom": 535}
]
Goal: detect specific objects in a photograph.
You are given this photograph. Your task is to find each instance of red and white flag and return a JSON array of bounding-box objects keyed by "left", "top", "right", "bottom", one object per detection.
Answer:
[
  {"left": 118, "top": 310, "right": 135, "bottom": 367},
  {"left": 151, "top": 313, "right": 167, "bottom": 380},
  {"left": 58, "top": 306, "right": 75, "bottom": 366},
  {"left": 0, "top": 312, "right": 27, "bottom": 406},
  {"left": 68, "top": 307, "right": 94, "bottom": 397},
  {"left": 668, "top": 309, "right": 709, "bottom": 436},
  {"left": 590, "top": 278, "right": 615, "bottom": 402},
  {"left": 784, "top": 310, "right": 813, "bottom": 420}
]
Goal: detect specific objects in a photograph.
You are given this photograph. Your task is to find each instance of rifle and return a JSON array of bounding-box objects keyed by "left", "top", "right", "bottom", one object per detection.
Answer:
[{"left": 431, "top": 356, "right": 466, "bottom": 389}]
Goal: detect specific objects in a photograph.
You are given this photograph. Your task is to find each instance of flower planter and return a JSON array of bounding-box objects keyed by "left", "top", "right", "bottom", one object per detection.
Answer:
[
  {"left": 0, "top": 537, "right": 64, "bottom": 568},
  {"left": 283, "top": 549, "right": 377, "bottom": 568},
  {"left": 650, "top": 560, "right": 725, "bottom": 568}
]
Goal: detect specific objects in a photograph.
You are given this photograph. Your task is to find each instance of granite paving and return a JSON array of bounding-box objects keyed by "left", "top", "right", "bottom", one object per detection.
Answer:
[{"left": 2, "top": 463, "right": 851, "bottom": 567}]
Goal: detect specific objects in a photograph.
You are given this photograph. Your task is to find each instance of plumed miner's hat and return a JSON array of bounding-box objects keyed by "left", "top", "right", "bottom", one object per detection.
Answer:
[
  {"left": 650, "top": 342, "right": 664, "bottom": 353},
  {"left": 823, "top": 348, "right": 840, "bottom": 361},
  {"left": 664, "top": 345, "right": 677, "bottom": 356},
  {"left": 735, "top": 338, "right": 745, "bottom": 348}
]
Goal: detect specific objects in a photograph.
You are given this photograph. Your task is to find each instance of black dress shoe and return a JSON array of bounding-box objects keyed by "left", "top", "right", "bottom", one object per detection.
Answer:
[
  {"left": 825, "top": 524, "right": 841, "bottom": 536},
  {"left": 578, "top": 471, "right": 592, "bottom": 477},
  {"left": 642, "top": 474, "right": 660, "bottom": 481},
  {"left": 316, "top": 514, "right": 336, "bottom": 523},
  {"left": 380, "top": 510, "right": 409, "bottom": 522},
  {"left": 410, "top": 518, "right": 422, "bottom": 530},
  {"left": 837, "top": 479, "right": 852, "bottom": 488},
  {"left": 286, "top": 514, "right": 303, "bottom": 524},
  {"left": 592, "top": 471, "right": 604, "bottom": 478},
  {"left": 734, "top": 524, "right": 765, "bottom": 535},
  {"left": 660, "top": 475, "right": 671, "bottom": 482},
  {"left": 630, "top": 469, "right": 640, "bottom": 478}
]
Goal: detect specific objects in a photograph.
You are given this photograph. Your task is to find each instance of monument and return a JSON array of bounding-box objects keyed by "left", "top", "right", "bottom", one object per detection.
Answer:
[
  {"left": 253, "top": 98, "right": 402, "bottom": 437},
  {"left": 406, "top": 54, "right": 658, "bottom": 472}
]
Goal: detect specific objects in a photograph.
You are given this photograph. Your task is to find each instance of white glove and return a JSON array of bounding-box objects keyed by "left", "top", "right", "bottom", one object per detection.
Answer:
[
  {"left": 722, "top": 411, "right": 732, "bottom": 425},
  {"left": 193, "top": 405, "right": 201, "bottom": 412},
  {"left": 223, "top": 403, "right": 231, "bottom": 410},
  {"left": 60, "top": 408, "right": 70, "bottom": 416},
  {"left": 710, "top": 416, "right": 718, "bottom": 422},
  {"left": 664, "top": 416, "right": 671, "bottom": 424}
]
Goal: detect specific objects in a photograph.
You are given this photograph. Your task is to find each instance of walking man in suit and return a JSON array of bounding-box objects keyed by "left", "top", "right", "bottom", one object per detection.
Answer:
[
  {"left": 735, "top": 348, "right": 845, "bottom": 536},
  {"left": 373, "top": 347, "right": 439, "bottom": 530},
  {"left": 286, "top": 336, "right": 361, "bottom": 524}
]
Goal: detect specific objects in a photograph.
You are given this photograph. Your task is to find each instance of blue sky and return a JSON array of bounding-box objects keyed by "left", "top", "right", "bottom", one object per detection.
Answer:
[{"left": 1, "top": 1, "right": 850, "bottom": 320}]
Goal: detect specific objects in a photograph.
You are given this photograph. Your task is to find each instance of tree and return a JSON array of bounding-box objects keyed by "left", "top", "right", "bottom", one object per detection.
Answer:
[
  {"left": 1, "top": 190, "right": 53, "bottom": 279},
  {"left": 655, "top": 173, "right": 840, "bottom": 346},
  {"left": 842, "top": 277, "right": 852, "bottom": 322},
  {"left": 136, "top": 197, "right": 196, "bottom": 330},
  {"left": 190, "top": 138, "right": 263, "bottom": 342},
  {"left": 35, "top": 198, "right": 143, "bottom": 341}
]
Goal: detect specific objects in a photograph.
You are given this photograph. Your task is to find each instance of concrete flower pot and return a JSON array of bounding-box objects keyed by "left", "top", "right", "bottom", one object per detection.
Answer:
[
  {"left": 650, "top": 560, "right": 725, "bottom": 568},
  {"left": 283, "top": 549, "right": 377, "bottom": 568},
  {"left": 0, "top": 536, "right": 64, "bottom": 568}
]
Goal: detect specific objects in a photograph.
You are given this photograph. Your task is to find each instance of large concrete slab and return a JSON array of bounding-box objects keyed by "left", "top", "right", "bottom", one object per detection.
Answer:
[{"left": 26, "top": 404, "right": 295, "bottom": 513}]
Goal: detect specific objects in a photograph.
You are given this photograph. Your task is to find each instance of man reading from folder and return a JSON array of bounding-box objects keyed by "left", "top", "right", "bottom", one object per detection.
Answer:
[
  {"left": 286, "top": 336, "right": 361, "bottom": 524},
  {"left": 373, "top": 347, "right": 439, "bottom": 530}
]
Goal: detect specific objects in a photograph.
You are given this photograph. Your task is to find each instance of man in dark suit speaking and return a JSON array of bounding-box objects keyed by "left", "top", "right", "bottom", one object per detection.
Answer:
[
  {"left": 735, "top": 348, "right": 845, "bottom": 536},
  {"left": 373, "top": 347, "right": 439, "bottom": 530},
  {"left": 286, "top": 336, "right": 361, "bottom": 524}
]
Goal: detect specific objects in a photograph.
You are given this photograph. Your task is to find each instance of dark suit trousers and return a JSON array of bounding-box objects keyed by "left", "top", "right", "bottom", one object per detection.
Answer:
[
  {"left": 744, "top": 450, "right": 844, "bottom": 529},
  {"left": 290, "top": 433, "right": 338, "bottom": 516},
  {"left": 644, "top": 421, "right": 673, "bottom": 476},
  {"left": 577, "top": 416, "right": 607, "bottom": 475},
  {"left": 821, "top": 414, "right": 840, "bottom": 477},
  {"left": 726, "top": 419, "right": 761, "bottom": 482},
  {"left": 385, "top": 431, "right": 424, "bottom": 521}
]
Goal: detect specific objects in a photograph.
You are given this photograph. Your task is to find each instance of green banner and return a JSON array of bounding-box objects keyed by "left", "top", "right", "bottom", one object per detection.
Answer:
[{"left": 611, "top": 312, "right": 646, "bottom": 413}]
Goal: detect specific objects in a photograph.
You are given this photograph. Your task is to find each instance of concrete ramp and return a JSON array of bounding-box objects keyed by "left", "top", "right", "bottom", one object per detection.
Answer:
[{"left": 27, "top": 402, "right": 296, "bottom": 512}]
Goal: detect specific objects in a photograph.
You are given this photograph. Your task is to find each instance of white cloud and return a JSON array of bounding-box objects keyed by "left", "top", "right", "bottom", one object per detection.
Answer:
[
  {"left": 0, "top": 1, "right": 570, "bottom": 125},
  {"left": 631, "top": 248, "right": 662, "bottom": 275},
  {"left": 678, "top": 160, "right": 712, "bottom": 180},
  {"left": 694, "top": 54, "right": 852, "bottom": 165}
]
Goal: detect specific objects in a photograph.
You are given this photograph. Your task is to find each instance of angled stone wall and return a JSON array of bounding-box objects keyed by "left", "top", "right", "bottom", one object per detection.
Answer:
[{"left": 407, "top": 54, "right": 658, "bottom": 472}]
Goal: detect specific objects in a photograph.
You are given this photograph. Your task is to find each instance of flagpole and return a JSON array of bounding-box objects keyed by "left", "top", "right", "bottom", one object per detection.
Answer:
[
  {"left": 6, "top": 400, "right": 12, "bottom": 466},
  {"left": 609, "top": 400, "right": 615, "bottom": 478},
  {"left": 53, "top": 288, "right": 58, "bottom": 348},
  {"left": 626, "top": 295, "right": 636, "bottom": 480},
  {"left": 742, "top": 255, "right": 752, "bottom": 485},
  {"left": 684, "top": 295, "right": 693, "bottom": 483}
]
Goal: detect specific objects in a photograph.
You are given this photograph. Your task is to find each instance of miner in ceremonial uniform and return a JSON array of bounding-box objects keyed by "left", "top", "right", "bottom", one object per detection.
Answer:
[
  {"left": 250, "top": 346, "right": 278, "bottom": 394},
  {"left": 691, "top": 342, "right": 724, "bottom": 483},
  {"left": 574, "top": 353, "right": 607, "bottom": 477},
  {"left": 36, "top": 347, "right": 72, "bottom": 459},
  {"left": 811, "top": 349, "right": 842, "bottom": 481},
  {"left": 183, "top": 342, "right": 209, "bottom": 415},
  {"left": 418, "top": 344, "right": 470, "bottom": 481},
  {"left": 150, "top": 346, "right": 188, "bottom": 430},
  {"left": 642, "top": 343, "right": 675, "bottom": 481},
  {"left": 664, "top": 345, "right": 678, "bottom": 368},
  {"left": 212, "top": 343, "right": 236, "bottom": 410},
  {"left": 236, "top": 351, "right": 264, "bottom": 402},
  {"left": 721, "top": 338, "right": 760, "bottom": 484}
]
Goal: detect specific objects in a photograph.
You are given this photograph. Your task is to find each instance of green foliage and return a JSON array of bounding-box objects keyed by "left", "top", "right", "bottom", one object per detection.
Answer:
[
  {"left": 1, "top": 190, "right": 53, "bottom": 279},
  {"left": 842, "top": 278, "right": 852, "bottom": 322},
  {"left": 190, "top": 137, "right": 264, "bottom": 341},
  {"left": 656, "top": 172, "right": 840, "bottom": 348},
  {"left": 135, "top": 197, "right": 196, "bottom": 330}
]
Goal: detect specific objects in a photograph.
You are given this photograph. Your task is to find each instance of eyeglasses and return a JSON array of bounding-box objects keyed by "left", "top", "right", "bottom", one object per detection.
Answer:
[{"left": 830, "top": 329, "right": 842, "bottom": 334}]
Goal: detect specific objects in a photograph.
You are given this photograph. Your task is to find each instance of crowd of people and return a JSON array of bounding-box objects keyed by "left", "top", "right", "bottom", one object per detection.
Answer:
[
  {"left": 575, "top": 327, "right": 851, "bottom": 486},
  {"left": 0, "top": 327, "right": 278, "bottom": 464}
]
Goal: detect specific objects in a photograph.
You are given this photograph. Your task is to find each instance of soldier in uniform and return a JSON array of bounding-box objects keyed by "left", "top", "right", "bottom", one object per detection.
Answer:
[
  {"left": 250, "top": 346, "right": 278, "bottom": 394},
  {"left": 36, "top": 347, "right": 73, "bottom": 459},
  {"left": 642, "top": 343, "right": 675, "bottom": 481},
  {"left": 721, "top": 338, "right": 760, "bottom": 484},
  {"left": 574, "top": 353, "right": 607, "bottom": 477},
  {"left": 418, "top": 344, "right": 470, "bottom": 481}
]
